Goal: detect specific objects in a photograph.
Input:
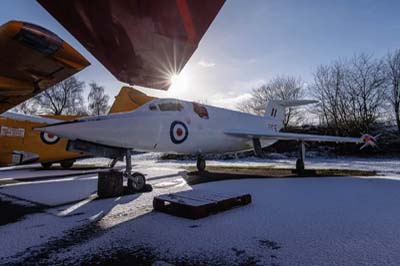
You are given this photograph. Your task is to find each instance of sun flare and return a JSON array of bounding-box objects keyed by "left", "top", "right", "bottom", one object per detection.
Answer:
[
  {"left": 169, "top": 71, "right": 190, "bottom": 95},
  {"left": 170, "top": 74, "right": 180, "bottom": 84}
]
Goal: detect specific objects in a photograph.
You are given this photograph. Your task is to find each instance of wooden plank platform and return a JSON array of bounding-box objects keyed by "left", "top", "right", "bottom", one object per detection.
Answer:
[{"left": 153, "top": 190, "right": 251, "bottom": 219}]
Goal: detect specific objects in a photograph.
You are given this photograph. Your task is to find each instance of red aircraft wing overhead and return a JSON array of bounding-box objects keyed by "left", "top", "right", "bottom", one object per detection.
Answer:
[{"left": 37, "top": 0, "right": 225, "bottom": 90}]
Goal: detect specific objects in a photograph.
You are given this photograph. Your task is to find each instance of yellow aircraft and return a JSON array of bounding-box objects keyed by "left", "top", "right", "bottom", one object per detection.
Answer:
[
  {"left": 0, "top": 20, "right": 86, "bottom": 168},
  {"left": 0, "top": 86, "right": 154, "bottom": 169},
  {"left": 0, "top": 20, "right": 155, "bottom": 168}
]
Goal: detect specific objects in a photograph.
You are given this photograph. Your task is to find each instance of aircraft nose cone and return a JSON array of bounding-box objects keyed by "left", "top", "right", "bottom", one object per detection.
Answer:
[{"left": 36, "top": 121, "right": 89, "bottom": 140}]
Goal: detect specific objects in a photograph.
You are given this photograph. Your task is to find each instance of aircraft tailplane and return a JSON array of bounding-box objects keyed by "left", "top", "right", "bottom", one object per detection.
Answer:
[
  {"left": 108, "top": 86, "right": 155, "bottom": 114},
  {"left": 264, "top": 100, "right": 317, "bottom": 123}
]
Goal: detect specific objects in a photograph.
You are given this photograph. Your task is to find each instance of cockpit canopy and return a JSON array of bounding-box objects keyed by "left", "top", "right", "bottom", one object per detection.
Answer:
[
  {"left": 149, "top": 99, "right": 184, "bottom": 112},
  {"left": 147, "top": 99, "right": 209, "bottom": 119}
]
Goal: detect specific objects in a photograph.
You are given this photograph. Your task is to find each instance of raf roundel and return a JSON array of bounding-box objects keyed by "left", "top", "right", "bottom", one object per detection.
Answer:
[
  {"left": 170, "top": 121, "right": 188, "bottom": 144},
  {"left": 40, "top": 132, "right": 60, "bottom": 145}
]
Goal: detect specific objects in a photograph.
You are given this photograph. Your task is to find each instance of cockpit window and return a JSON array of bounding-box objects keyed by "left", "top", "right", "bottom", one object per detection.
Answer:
[
  {"left": 158, "top": 101, "right": 184, "bottom": 112},
  {"left": 193, "top": 103, "right": 209, "bottom": 119}
]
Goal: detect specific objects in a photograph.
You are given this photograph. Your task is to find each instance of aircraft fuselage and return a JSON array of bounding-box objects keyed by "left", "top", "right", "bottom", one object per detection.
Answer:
[{"left": 41, "top": 99, "right": 283, "bottom": 155}]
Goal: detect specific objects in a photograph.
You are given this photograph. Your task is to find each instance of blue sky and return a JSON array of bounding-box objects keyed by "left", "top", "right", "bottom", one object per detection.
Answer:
[{"left": 1, "top": 0, "right": 399, "bottom": 109}]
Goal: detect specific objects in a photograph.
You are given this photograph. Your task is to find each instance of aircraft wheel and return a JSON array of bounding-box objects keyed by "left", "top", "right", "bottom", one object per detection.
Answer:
[
  {"left": 60, "top": 160, "right": 74, "bottom": 169},
  {"left": 296, "top": 159, "right": 305, "bottom": 173},
  {"left": 196, "top": 157, "right": 206, "bottom": 172},
  {"left": 127, "top": 172, "right": 146, "bottom": 191},
  {"left": 41, "top": 162, "right": 52, "bottom": 169}
]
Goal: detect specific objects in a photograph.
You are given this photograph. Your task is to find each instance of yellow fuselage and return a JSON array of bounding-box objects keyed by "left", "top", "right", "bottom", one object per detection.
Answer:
[{"left": 0, "top": 116, "right": 82, "bottom": 166}]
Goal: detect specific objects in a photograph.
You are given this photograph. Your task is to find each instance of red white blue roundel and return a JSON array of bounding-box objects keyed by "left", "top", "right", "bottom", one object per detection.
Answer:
[
  {"left": 170, "top": 121, "right": 188, "bottom": 144},
  {"left": 40, "top": 132, "right": 60, "bottom": 145}
]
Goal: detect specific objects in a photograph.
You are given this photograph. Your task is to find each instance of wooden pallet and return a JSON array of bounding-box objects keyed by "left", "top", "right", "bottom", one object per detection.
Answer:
[{"left": 153, "top": 190, "right": 251, "bottom": 219}]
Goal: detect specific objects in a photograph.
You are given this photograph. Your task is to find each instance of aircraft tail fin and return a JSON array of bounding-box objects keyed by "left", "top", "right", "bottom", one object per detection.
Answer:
[
  {"left": 108, "top": 86, "right": 155, "bottom": 114},
  {"left": 264, "top": 100, "right": 317, "bottom": 122}
]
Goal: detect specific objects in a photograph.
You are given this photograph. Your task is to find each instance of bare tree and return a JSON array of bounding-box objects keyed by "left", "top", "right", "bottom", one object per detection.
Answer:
[
  {"left": 87, "top": 82, "right": 110, "bottom": 115},
  {"left": 33, "top": 77, "right": 86, "bottom": 115},
  {"left": 310, "top": 62, "right": 347, "bottom": 133},
  {"left": 347, "top": 54, "right": 386, "bottom": 132},
  {"left": 386, "top": 49, "right": 400, "bottom": 133},
  {"left": 237, "top": 75, "right": 305, "bottom": 127},
  {"left": 12, "top": 100, "right": 37, "bottom": 115},
  {"left": 311, "top": 54, "right": 387, "bottom": 135}
]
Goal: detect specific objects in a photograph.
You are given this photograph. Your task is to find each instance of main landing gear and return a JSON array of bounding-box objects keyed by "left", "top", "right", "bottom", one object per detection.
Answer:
[
  {"left": 60, "top": 159, "right": 74, "bottom": 169},
  {"left": 41, "top": 162, "right": 52, "bottom": 169},
  {"left": 41, "top": 159, "right": 75, "bottom": 169},
  {"left": 196, "top": 154, "right": 206, "bottom": 172},
  {"left": 296, "top": 141, "right": 306, "bottom": 173},
  {"left": 124, "top": 149, "right": 146, "bottom": 191}
]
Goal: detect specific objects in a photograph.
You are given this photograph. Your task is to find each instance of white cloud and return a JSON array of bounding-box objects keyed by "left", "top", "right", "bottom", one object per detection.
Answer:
[
  {"left": 209, "top": 93, "right": 252, "bottom": 111},
  {"left": 230, "top": 78, "right": 266, "bottom": 93},
  {"left": 198, "top": 60, "right": 216, "bottom": 68}
]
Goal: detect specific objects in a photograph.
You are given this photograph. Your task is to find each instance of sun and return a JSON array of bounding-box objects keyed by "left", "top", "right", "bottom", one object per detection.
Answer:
[
  {"left": 169, "top": 71, "right": 190, "bottom": 95},
  {"left": 170, "top": 74, "right": 180, "bottom": 84}
]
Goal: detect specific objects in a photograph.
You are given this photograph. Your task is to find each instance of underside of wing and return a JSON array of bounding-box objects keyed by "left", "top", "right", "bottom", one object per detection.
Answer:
[
  {"left": 0, "top": 21, "right": 90, "bottom": 114},
  {"left": 225, "top": 129, "right": 363, "bottom": 144},
  {"left": 38, "top": 0, "right": 225, "bottom": 90}
]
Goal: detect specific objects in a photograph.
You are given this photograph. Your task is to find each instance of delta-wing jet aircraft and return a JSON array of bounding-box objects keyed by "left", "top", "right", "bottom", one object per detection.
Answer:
[{"left": 36, "top": 99, "right": 377, "bottom": 191}]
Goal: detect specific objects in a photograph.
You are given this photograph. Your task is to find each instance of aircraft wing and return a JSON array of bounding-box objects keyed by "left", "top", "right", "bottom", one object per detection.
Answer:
[
  {"left": 38, "top": 0, "right": 225, "bottom": 90},
  {"left": 2, "top": 112, "right": 62, "bottom": 124},
  {"left": 0, "top": 21, "right": 90, "bottom": 114},
  {"left": 225, "top": 129, "right": 363, "bottom": 144}
]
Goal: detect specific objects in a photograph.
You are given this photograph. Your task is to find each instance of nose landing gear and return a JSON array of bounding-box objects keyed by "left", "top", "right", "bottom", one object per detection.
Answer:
[
  {"left": 124, "top": 149, "right": 146, "bottom": 192},
  {"left": 126, "top": 172, "right": 146, "bottom": 191}
]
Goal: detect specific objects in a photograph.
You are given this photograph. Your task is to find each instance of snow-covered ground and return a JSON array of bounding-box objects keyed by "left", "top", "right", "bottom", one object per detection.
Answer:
[
  {"left": 1, "top": 155, "right": 400, "bottom": 265},
  {"left": 0, "top": 167, "right": 118, "bottom": 206},
  {"left": 0, "top": 166, "right": 104, "bottom": 181},
  {"left": 81, "top": 152, "right": 400, "bottom": 175}
]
